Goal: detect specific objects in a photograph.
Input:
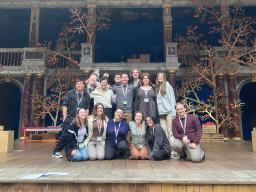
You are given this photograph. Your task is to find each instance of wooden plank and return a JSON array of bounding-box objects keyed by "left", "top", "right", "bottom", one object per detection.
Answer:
[
  {"left": 162, "top": 184, "right": 174, "bottom": 192},
  {"left": 212, "top": 185, "right": 226, "bottom": 192},
  {"left": 111, "top": 184, "right": 124, "bottom": 192},
  {"left": 200, "top": 185, "right": 213, "bottom": 192},
  {"left": 148, "top": 184, "right": 161, "bottom": 192},
  {"left": 173, "top": 185, "right": 186, "bottom": 192},
  {"left": 0, "top": 131, "right": 14, "bottom": 153},
  {"left": 238, "top": 185, "right": 252, "bottom": 192},
  {"left": 186, "top": 185, "right": 199, "bottom": 192},
  {"left": 225, "top": 185, "right": 239, "bottom": 192}
]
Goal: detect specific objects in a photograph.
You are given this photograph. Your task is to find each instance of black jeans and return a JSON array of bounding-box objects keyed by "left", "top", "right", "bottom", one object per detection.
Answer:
[
  {"left": 105, "top": 140, "right": 128, "bottom": 160},
  {"left": 153, "top": 149, "right": 170, "bottom": 161},
  {"left": 53, "top": 117, "right": 72, "bottom": 154},
  {"left": 105, "top": 108, "right": 113, "bottom": 120}
]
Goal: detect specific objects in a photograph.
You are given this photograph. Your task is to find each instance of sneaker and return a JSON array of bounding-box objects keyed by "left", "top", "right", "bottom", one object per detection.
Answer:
[{"left": 52, "top": 152, "right": 63, "bottom": 158}]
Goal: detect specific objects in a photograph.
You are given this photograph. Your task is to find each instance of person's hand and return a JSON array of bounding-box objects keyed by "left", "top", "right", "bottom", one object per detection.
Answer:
[
  {"left": 71, "top": 149, "right": 77, "bottom": 156},
  {"left": 182, "top": 136, "right": 190, "bottom": 144},
  {"left": 188, "top": 143, "right": 197, "bottom": 149}
]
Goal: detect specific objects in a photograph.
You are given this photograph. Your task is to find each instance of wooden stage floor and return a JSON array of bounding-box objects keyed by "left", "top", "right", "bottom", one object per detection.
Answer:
[{"left": 0, "top": 141, "right": 256, "bottom": 185}]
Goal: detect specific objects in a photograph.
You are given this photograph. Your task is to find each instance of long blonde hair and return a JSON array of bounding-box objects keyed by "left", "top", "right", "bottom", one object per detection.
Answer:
[{"left": 155, "top": 72, "right": 167, "bottom": 96}]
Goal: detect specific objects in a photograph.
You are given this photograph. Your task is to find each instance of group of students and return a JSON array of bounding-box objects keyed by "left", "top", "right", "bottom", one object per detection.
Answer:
[{"left": 52, "top": 69, "right": 205, "bottom": 163}]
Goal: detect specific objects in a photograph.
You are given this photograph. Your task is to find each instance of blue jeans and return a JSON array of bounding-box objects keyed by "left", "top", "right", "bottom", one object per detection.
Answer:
[{"left": 72, "top": 148, "right": 88, "bottom": 161}]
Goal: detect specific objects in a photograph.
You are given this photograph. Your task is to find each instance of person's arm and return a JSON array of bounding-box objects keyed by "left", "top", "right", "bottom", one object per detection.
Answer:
[
  {"left": 172, "top": 119, "right": 184, "bottom": 140},
  {"left": 166, "top": 83, "right": 176, "bottom": 117},
  {"left": 62, "top": 106, "right": 67, "bottom": 121},
  {"left": 151, "top": 125, "right": 164, "bottom": 155}
]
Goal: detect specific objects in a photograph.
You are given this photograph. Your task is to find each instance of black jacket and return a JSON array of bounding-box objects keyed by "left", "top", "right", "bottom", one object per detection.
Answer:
[
  {"left": 64, "top": 121, "right": 88, "bottom": 161},
  {"left": 145, "top": 124, "right": 171, "bottom": 156}
]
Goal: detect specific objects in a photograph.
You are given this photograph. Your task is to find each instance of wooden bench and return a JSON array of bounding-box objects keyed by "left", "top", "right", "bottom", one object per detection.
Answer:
[{"left": 23, "top": 126, "right": 62, "bottom": 144}]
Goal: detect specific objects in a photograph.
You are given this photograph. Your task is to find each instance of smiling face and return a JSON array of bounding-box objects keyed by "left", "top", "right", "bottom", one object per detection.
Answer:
[
  {"left": 134, "top": 112, "right": 143, "bottom": 124},
  {"left": 100, "top": 79, "right": 108, "bottom": 90},
  {"left": 96, "top": 104, "right": 104, "bottom": 116},
  {"left": 75, "top": 81, "right": 85, "bottom": 92},
  {"left": 114, "top": 108, "right": 123, "bottom": 121},
  {"left": 142, "top": 75, "right": 150, "bottom": 86},
  {"left": 121, "top": 74, "right": 129, "bottom": 84},
  {"left": 157, "top": 73, "right": 165, "bottom": 83},
  {"left": 145, "top": 117, "right": 154, "bottom": 128},
  {"left": 176, "top": 103, "right": 186, "bottom": 117},
  {"left": 132, "top": 69, "right": 140, "bottom": 79},
  {"left": 78, "top": 108, "right": 87, "bottom": 120}
]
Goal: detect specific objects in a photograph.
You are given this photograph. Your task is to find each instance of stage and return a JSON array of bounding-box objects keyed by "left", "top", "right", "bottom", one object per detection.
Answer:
[{"left": 0, "top": 141, "right": 256, "bottom": 191}]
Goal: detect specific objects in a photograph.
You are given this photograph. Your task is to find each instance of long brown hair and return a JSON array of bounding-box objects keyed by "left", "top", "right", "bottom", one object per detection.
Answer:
[
  {"left": 155, "top": 72, "right": 167, "bottom": 96},
  {"left": 75, "top": 108, "right": 87, "bottom": 128},
  {"left": 91, "top": 102, "right": 106, "bottom": 120},
  {"left": 139, "top": 72, "right": 154, "bottom": 87}
]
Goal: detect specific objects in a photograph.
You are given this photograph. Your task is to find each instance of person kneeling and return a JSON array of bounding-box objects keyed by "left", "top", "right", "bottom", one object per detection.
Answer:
[
  {"left": 65, "top": 108, "right": 89, "bottom": 161},
  {"left": 105, "top": 108, "right": 129, "bottom": 160},
  {"left": 172, "top": 102, "right": 205, "bottom": 163},
  {"left": 145, "top": 116, "right": 171, "bottom": 160},
  {"left": 128, "top": 111, "right": 148, "bottom": 160}
]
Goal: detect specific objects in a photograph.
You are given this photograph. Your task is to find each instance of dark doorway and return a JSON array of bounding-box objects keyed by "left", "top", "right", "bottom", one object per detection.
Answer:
[
  {"left": 0, "top": 82, "right": 22, "bottom": 139},
  {"left": 240, "top": 82, "right": 256, "bottom": 140}
]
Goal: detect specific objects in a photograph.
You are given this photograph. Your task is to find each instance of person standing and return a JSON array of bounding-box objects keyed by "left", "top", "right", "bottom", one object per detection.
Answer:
[
  {"left": 64, "top": 108, "right": 89, "bottom": 161},
  {"left": 90, "top": 77, "right": 115, "bottom": 119},
  {"left": 52, "top": 78, "right": 90, "bottom": 158},
  {"left": 131, "top": 68, "right": 141, "bottom": 87},
  {"left": 105, "top": 108, "right": 129, "bottom": 160},
  {"left": 172, "top": 102, "right": 205, "bottom": 163},
  {"left": 112, "top": 73, "right": 136, "bottom": 122},
  {"left": 135, "top": 72, "right": 156, "bottom": 120},
  {"left": 155, "top": 73, "right": 176, "bottom": 144},
  {"left": 87, "top": 103, "right": 108, "bottom": 160}
]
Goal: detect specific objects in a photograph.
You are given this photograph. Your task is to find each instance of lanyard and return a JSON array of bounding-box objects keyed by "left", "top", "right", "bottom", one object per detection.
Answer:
[
  {"left": 114, "top": 121, "right": 121, "bottom": 144},
  {"left": 149, "top": 126, "right": 155, "bottom": 135},
  {"left": 76, "top": 92, "right": 84, "bottom": 107},
  {"left": 179, "top": 117, "right": 187, "bottom": 134},
  {"left": 121, "top": 84, "right": 128, "bottom": 97},
  {"left": 144, "top": 90, "right": 149, "bottom": 98},
  {"left": 97, "top": 119, "right": 102, "bottom": 136}
]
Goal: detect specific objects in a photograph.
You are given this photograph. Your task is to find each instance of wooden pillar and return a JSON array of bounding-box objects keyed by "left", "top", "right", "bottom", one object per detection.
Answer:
[
  {"left": 31, "top": 74, "right": 44, "bottom": 127},
  {"left": 227, "top": 73, "right": 240, "bottom": 138},
  {"left": 29, "top": 7, "right": 40, "bottom": 47},
  {"left": 168, "top": 70, "right": 176, "bottom": 95},
  {"left": 21, "top": 74, "right": 33, "bottom": 129},
  {"left": 216, "top": 74, "right": 228, "bottom": 136},
  {"left": 87, "top": 3, "right": 96, "bottom": 62},
  {"left": 163, "top": 3, "right": 173, "bottom": 43}
]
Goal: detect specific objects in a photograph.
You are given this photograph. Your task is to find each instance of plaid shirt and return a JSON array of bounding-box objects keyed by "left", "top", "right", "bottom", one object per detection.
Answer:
[{"left": 62, "top": 89, "right": 90, "bottom": 118}]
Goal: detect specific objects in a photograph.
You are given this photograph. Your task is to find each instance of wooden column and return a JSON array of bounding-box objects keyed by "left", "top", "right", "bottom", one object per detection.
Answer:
[
  {"left": 29, "top": 7, "right": 40, "bottom": 47},
  {"left": 216, "top": 74, "right": 228, "bottom": 136},
  {"left": 168, "top": 70, "right": 176, "bottom": 95},
  {"left": 31, "top": 74, "right": 44, "bottom": 127},
  {"left": 163, "top": 3, "right": 173, "bottom": 43},
  {"left": 87, "top": 3, "right": 96, "bottom": 62},
  {"left": 21, "top": 74, "right": 33, "bottom": 129},
  {"left": 227, "top": 73, "right": 240, "bottom": 138}
]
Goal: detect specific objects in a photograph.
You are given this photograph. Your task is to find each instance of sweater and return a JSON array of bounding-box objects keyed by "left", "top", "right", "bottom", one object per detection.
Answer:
[{"left": 172, "top": 114, "right": 202, "bottom": 144}]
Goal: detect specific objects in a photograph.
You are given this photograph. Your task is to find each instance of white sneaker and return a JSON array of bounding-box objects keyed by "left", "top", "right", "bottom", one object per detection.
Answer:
[{"left": 52, "top": 152, "right": 63, "bottom": 158}]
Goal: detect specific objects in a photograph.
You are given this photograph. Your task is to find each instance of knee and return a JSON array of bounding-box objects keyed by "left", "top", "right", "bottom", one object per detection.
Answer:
[
  {"left": 88, "top": 153, "right": 97, "bottom": 161},
  {"left": 140, "top": 155, "right": 147, "bottom": 160},
  {"left": 130, "top": 154, "right": 140, "bottom": 160},
  {"left": 97, "top": 152, "right": 105, "bottom": 160},
  {"left": 105, "top": 154, "right": 113, "bottom": 160}
]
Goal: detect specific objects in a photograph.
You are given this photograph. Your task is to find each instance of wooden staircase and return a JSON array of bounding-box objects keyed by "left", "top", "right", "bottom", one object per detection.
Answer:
[{"left": 201, "top": 133, "right": 224, "bottom": 142}]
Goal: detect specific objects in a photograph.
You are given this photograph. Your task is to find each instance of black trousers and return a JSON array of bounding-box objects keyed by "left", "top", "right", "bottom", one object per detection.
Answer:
[
  {"left": 153, "top": 149, "right": 170, "bottom": 161},
  {"left": 105, "top": 140, "right": 128, "bottom": 160},
  {"left": 53, "top": 117, "right": 72, "bottom": 154}
]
